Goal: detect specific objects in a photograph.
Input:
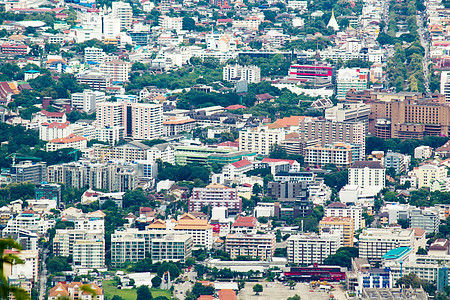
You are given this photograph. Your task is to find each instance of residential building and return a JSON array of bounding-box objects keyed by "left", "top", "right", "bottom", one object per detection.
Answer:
[
  {"left": 53, "top": 229, "right": 104, "bottom": 257},
  {"left": 440, "top": 70, "right": 450, "bottom": 104},
  {"left": 239, "top": 126, "right": 286, "bottom": 156},
  {"left": 189, "top": 184, "right": 241, "bottom": 214},
  {"left": 325, "top": 102, "right": 371, "bottom": 132},
  {"left": 223, "top": 65, "right": 261, "bottom": 83},
  {"left": 359, "top": 228, "right": 414, "bottom": 264},
  {"left": 414, "top": 146, "right": 433, "bottom": 159},
  {"left": 3, "top": 249, "right": 39, "bottom": 283},
  {"left": 410, "top": 163, "right": 448, "bottom": 188},
  {"left": 95, "top": 126, "right": 124, "bottom": 146},
  {"left": 336, "top": 68, "right": 369, "bottom": 100},
  {"left": 319, "top": 217, "right": 354, "bottom": 247},
  {"left": 384, "top": 151, "right": 408, "bottom": 174},
  {"left": 163, "top": 117, "right": 196, "bottom": 136},
  {"left": 31, "top": 110, "right": 67, "bottom": 124},
  {"left": 324, "top": 202, "right": 364, "bottom": 231},
  {"left": 11, "top": 161, "right": 47, "bottom": 185},
  {"left": 112, "top": 1, "right": 132, "bottom": 30},
  {"left": 39, "top": 122, "right": 71, "bottom": 141},
  {"left": 288, "top": 64, "right": 335, "bottom": 83},
  {"left": 84, "top": 47, "right": 105, "bottom": 63},
  {"left": 225, "top": 233, "right": 276, "bottom": 260},
  {"left": 73, "top": 239, "right": 105, "bottom": 269},
  {"left": 304, "top": 143, "right": 354, "bottom": 168},
  {"left": 95, "top": 141, "right": 173, "bottom": 163},
  {"left": 151, "top": 234, "right": 193, "bottom": 263},
  {"left": 222, "top": 159, "right": 254, "bottom": 182},
  {"left": 76, "top": 70, "right": 111, "bottom": 90},
  {"left": 286, "top": 232, "right": 342, "bottom": 265},
  {"left": 71, "top": 90, "right": 105, "bottom": 113},
  {"left": 160, "top": 15, "right": 183, "bottom": 30},
  {"left": 230, "top": 216, "right": 260, "bottom": 235},
  {"left": 410, "top": 207, "right": 440, "bottom": 234},
  {"left": 48, "top": 282, "right": 103, "bottom": 300},
  {"left": 348, "top": 161, "right": 385, "bottom": 191},
  {"left": 35, "top": 183, "right": 61, "bottom": 205},
  {"left": 99, "top": 59, "right": 130, "bottom": 83},
  {"left": 297, "top": 119, "right": 366, "bottom": 161},
  {"left": 3, "top": 210, "right": 54, "bottom": 236},
  {"left": 267, "top": 181, "right": 307, "bottom": 200},
  {"left": 46, "top": 134, "right": 87, "bottom": 152}
]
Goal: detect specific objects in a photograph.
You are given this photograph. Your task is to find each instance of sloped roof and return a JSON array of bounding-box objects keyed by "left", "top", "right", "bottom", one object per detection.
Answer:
[{"left": 231, "top": 159, "right": 252, "bottom": 169}]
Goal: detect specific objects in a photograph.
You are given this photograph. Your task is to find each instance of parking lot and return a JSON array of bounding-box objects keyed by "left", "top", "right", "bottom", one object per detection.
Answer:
[{"left": 238, "top": 281, "right": 347, "bottom": 300}]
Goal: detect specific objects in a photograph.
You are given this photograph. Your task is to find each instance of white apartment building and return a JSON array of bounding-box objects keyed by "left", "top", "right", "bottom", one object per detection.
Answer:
[
  {"left": 160, "top": 15, "right": 183, "bottom": 30},
  {"left": 96, "top": 126, "right": 124, "bottom": 146},
  {"left": 359, "top": 228, "right": 414, "bottom": 264},
  {"left": 39, "top": 122, "right": 71, "bottom": 141},
  {"left": 222, "top": 159, "right": 254, "bottom": 182},
  {"left": 410, "top": 207, "right": 440, "bottom": 234},
  {"left": 46, "top": 134, "right": 87, "bottom": 152},
  {"left": 84, "top": 47, "right": 105, "bottom": 63},
  {"left": 414, "top": 146, "right": 433, "bottom": 159},
  {"left": 147, "top": 143, "right": 175, "bottom": 164},
  {"left": 287, "top": 0, "right": 307, "bottom": 10},
  {"left": 305, "top": 143, "right": 353, "bottom": 168},
  {"left": 112, "top": 1, "right": 132, "bottom": 30},
  {"left": 129, "top": 103, "right": 163, "bottom": 139},
  {"left": 226, "top": 233, "right": 276, "bottom": 260},
  {"left": 239, "top": 126, "right": 286, "bottom": 156},
  {"left": 71, "top": 89, "right": 106, "bottom": 113},
  {"left": 73, "top": 239, "right": 105, "bottom": 269},
  {"left": 96, "top": 101, "right": 163, "bottom": 140},
  {"left": 336, "top": 68, "right": 369, "bottom": 100},
  {"left": 223, "top": 65, "right": 261, "bottom": 83},
  {"left": 232, "top": 17, "right": 263, "bottom": 30},
  {"left": 410, "top": 163, "right": 448, "bottom": 188},
  {"left": 3, "top": 211, "right": 54, "bottom": 236},
  {"left": 348, "top": 161, "right": 385, "bottom": 191},
  {"left": 286, "top": 232, "right": 342, "bottom": 265},
  {"left": 324, "top": 202, "right": 364, "bottom": 230},
  {"left": 96, "top": 101, "right": 124, "bottom": 128},
  {"left": 4, "top": 250, "right": 39, "bottom": 283},
  {"left": 99, "top": 59, "right": 131, "bottom": 83},
  {"left": 111, "top": 233, "right": 146, "bottom": 266},
  {"left": 102, "top": 14, "right": 121, "bottom": 39},
  {"left": 151, "top": 234, "right": 193, "bottom": 263}
]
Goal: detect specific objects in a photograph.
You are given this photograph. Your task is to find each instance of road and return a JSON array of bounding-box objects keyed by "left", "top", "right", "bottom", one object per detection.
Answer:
[
  {"left": 174, "top": 270, "right": 196, "bottom": 299},
  {"left": 417, "top": 11, "right": 430, "bottom": 93},
  {"left": 39, "top": 249, "right": 49, "bottom": 300}
]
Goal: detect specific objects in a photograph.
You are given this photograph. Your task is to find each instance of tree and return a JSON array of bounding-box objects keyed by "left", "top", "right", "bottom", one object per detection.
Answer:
[
  {"left": 136, "top": 285, "right": 152, "bottom": 300},
  {"left": 287, "top": 296, "right": 301, "bottom": 300},
  {"left": 0, "top": 239, "right": 31, "bottom": 300},
  {"left": 151, "top": 276, "right": 162, "bottom": 288},
  {"left": 288, "top": 280, "right": 296, "bottom": 290},
  {"left": 253, "top": 284, "right": 263, "bottom": 295},
  {"left": 182, "top": 17, "right": 196, "bottom": 31},
  {"left": 323, "top": 247, "right": 359, "bottom": 268},
  {"left": 397, "top": 218, "right": 410, "bottom": 229},
  {"left": 111, "top": 296, "right": 123, "bottom": 300},
  {"left": 269, "top": 144, "right": 288, "bottom": 159},
  {"left": 252, "top": 183, "right": 263, "bottom": 196},
  {"left": 416, "top": 247, "right": 428, "bottom": 255},
  {"left": 47, "top": 256, "right": 72, "bottom": 273},
  {"left": 191, "top": 282, "right": 215, "bottom": 298}
]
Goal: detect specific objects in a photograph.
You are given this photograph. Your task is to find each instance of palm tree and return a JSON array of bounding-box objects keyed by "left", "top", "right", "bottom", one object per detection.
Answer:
[
  {"left": 0, "top": 238, "right": 30, "bottom": 300},
  {"left": 80, "top": 284, "right": 97, "bottom": 299}
]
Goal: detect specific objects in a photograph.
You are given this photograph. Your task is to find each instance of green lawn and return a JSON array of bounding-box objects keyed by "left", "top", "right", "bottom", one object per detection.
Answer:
[{"left": 103, "top": 280, "right": 171, "bottom": 300}]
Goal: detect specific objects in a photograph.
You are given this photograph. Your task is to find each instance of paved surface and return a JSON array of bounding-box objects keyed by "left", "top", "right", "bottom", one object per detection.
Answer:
[
  {"left": 39, "top": 249, "right": 49, "bottom": 300},
  {"left": 174, "top": 270, "right": 196, "bottom": 299},
  {"left": 417, "top": 12, "right": 430, "bottom": 93},
  {"left": 238, "top": 282, "right": 347, "bottom": 300}
]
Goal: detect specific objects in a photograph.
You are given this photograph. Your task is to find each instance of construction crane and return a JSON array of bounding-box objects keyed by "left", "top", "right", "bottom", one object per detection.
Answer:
[
  {"left": 5, "top": 153, "right": 42, "bottom": 167},
  {"left": 99, "top": 151, "right": 112, "bottom": 163},
  {"left": 68, "top": 149, "right": 81, "bottom": 162}
]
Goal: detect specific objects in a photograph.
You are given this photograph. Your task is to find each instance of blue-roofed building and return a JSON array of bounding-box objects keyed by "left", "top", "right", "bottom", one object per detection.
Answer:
[{"left": 382, "top": 247, "right": 412, "bottom": 265}]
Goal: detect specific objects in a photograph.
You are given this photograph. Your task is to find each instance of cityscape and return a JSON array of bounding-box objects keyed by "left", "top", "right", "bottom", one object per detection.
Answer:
[{"left": 0, "top": 0, "right": 449, "bottom": 298}]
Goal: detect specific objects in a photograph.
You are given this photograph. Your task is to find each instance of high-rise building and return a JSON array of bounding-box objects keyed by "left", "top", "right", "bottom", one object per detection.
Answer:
[
  {"left": 410, "top": 163, "right": 448, "bottom": 188},
  {"left": 71, "top": 90, "right": 105, "bottom": 113},
  {"left": 225, "top": 233, "right": 276, "bottom": 260},
  {"left": 287, "top": 232, "right": 342, "bottom": 265},
  {"left": 151, "top": 234, "right": 193, "bottom": 263},
  {"left": 324, "top": 202, "right": 364, "bottom": 230},
  {"left": 369, "top": 94, "right": 450, "bottom": 139},
  {"left": 305, "top": 143, "right": 354, "bottom": 168},
  {"left": 239, "top": 126, "right": 286, "bottom": 156},
  {"left": 189, "top": 183, "right": 241, "bottom": 214},
  {"left": 348, "top": 161, "right": 385, "bottom": 191},
  {"left": 99, "top": 59, "right": 131, "bottom": 83},
  {"left": 11, "top": 161, "right": 47, "bottom": 185},
  {"left": 96, "top": 101, "right": 163, "bottom": 140},
  {"left": 84, "top": 47, "right": 105, "bottom": 63},
  {"left": 111, "top": 1, "right": 132, "bottom": 30},
  {"left": 336, "top": 68, "right": 369, "bottom": 100},
  {"left": 410, "top": 207, "right": 439, "bottom": 234},
  {"left": 359, "top": 228, "right": 414, "bottom": 264},
  {"left": 223, "top": 65, "right": 261, "bottom": 83},
  {"left": 35, "top": 183, "right": 61, "bottom": 205},
  {"left": 319, "top": 216, "right": 354, "bottom": 247},
  {"left": 325, "top": 102, "right": 371, "bottom": 132},
  {"left": 440, "top": 70, "right": 450, "bottom": 104}
]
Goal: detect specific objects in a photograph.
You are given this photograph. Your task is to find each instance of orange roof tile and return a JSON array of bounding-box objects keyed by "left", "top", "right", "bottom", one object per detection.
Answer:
[{"left": 49, "top": 134, "right": 86, "bottom": 144}]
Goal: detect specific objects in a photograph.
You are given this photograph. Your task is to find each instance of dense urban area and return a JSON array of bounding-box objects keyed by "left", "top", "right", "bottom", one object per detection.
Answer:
[{"left": 0, "top": 0, "right": 450, "bottom": 298}]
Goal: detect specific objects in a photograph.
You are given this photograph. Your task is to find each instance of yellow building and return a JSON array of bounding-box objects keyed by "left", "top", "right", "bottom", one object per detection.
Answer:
[
  {"left": 410, "top": 163, "right": 448, "bottom": 188},
  {"left": 319, "top": 216, "right": 354, "bottom": 247}
]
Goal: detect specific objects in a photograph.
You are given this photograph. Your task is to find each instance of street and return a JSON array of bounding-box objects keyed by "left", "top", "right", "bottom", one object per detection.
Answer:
[
  {"left": 417, "top": 12, "right": 430, "bottom": 93},
  {"left": 39, "top": 249, "right": 49, "bottom": 300}
]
